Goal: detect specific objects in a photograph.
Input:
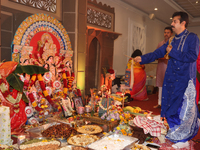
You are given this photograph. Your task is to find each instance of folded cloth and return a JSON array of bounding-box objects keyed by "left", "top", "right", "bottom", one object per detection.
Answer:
[{"left": 133, "top": 115, "right": 166, "bottom": 137}]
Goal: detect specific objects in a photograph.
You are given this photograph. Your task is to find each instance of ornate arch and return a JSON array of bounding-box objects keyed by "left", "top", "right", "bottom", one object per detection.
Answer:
[{"left": 12, "top": 13, "right": 71, "bottom": 51}]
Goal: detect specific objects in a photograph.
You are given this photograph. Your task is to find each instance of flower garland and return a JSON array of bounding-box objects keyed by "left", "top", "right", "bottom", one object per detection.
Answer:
[
  {"left": 25, "top": 74, "right": 43, "bottom": 112},
  {"left": 29, "top": 74, "right": 37, "bottom": 87},
  {"left": 28, "top": 92, "right": 43, "bottom": 112},
  {"left": 98, "top": 98, "right": 112, "bottom": 111},
  {"left": 62, "top": 71, "right": 68, "bottom": 95},
  {"left": 37, "top": 74, "right": 61, "bottom": 111},
  {"left": 66, "top": 71, "right": 75, "bottom": 92}
]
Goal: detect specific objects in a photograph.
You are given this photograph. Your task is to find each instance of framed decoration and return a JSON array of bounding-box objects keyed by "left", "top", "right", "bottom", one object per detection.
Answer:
[
  {"left": 73, "top": 97, "right": 83, "bottom": 110},
  {"left": 61, "top": 97, "right": 74, "bottom": 118}
]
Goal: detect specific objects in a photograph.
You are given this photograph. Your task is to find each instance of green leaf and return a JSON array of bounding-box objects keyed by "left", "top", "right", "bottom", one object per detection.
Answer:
[
  {"left": 22, "top": 92, "right": 29, "bottom": 103},
  {"left": 13, "top": 64, "right": 48, "bottom": 75},
  {"left": 6, "top": 73, "right": 24, "bottom": 92}
]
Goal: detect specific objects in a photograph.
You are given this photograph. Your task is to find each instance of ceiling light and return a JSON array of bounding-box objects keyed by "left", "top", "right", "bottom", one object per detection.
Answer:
[
  {"left": 170, "top": 17, "right": 172, "bottom": 19},
  {"left": 196, "top": 1, "right": 199, "bottom": 3},
  {"left": 154, "top": 8, "right": 158, "bottom": 10}
]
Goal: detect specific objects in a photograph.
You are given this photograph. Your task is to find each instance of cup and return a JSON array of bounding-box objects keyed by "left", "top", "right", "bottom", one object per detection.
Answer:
[
  {"left": 77, "top": 107, "right": 85, "bottom": 115},
  {"left": 17, "top": 135, "right": 26, "bottom": 147},
  {"left": 85, "top": 105, "right": 91, "bottom": 113}
]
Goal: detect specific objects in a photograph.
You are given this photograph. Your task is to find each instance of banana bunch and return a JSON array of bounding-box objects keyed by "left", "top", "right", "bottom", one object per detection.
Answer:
[
  {"left": 111, "top": 94, "right": 128, "bottom": 102},
  {"left": 123, "top": 106, "right": 142, "bottom": 113}
]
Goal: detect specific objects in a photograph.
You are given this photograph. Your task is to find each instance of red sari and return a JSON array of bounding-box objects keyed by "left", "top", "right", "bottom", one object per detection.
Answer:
[
  {"left": 125, "top": 59, "right": 148, "bottom": 101},
  {"left": 0, "top": 61, "right": 27, "bottom": 132}
]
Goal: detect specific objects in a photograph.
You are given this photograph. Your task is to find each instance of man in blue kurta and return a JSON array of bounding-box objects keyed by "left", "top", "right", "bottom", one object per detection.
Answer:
[{"left": 134, "top": 11, "right": 200, "bottom": 149}]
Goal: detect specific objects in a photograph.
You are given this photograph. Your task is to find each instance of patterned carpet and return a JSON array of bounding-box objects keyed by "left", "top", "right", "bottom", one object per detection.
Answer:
[{"left": 128, "top": 93, "right": 200, "bottom": 150}]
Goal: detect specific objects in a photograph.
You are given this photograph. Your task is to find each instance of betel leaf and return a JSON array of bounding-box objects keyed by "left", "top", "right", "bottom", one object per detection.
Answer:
[
  {"left": 13, "top": 64, "right": 48, "bottom": 75},
  {"left": 22, "top": 92, "right": 29, "bottom": 103},
  {"left": 6, "top": 73, "right": 24, "bottom": 92}
]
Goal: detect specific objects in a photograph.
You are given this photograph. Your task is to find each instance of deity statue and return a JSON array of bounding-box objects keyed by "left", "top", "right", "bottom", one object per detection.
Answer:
[{"left": 34, "top": 33, "right": 62, "bottom": 83}]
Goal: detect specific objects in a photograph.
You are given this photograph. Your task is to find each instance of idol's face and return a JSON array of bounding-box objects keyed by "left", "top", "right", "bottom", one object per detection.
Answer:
[
  {"left": 44, "top": 64, "right": 49, "bottom": 69},
  {"left": 47, "top": 56, "right": 54, "bottom": 63},
  {"left": 24, "top": 59, "right": 29, "bottom": 65},
  {"left": 65, "top": 62, "right": 72, "bottom": 70}
]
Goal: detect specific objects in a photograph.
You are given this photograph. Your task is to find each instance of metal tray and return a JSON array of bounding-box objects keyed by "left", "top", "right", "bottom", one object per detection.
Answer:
[
  {"left": 87, "top": 133, "right": 138, "bottom": 150},
  {"left": 67, "top": 134, "right": 100, "bottom": 147},
  {"left": 26, "top": 122, "right": 71, "bottom": 138},
  {"left": 19, "top": 137, "right": 61, "bottom": 150}
]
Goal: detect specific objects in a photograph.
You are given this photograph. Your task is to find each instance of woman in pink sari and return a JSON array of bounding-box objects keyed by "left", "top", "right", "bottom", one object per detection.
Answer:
[{"left": 125, "top": 49, "right": 148, "bottom": 101}]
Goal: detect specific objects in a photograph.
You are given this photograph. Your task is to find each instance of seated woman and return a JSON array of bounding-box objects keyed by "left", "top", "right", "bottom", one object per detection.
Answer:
[{"left": 125, "top": 49, "right": 148, "bottom": 101}]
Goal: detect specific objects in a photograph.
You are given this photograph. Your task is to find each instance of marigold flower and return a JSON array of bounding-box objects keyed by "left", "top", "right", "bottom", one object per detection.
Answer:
[
  {"left": 41, "top": 98, "right": 46, "bottom": 104},
  {"left": 32, "top": 101, "right": 37, "bottom": 107},
  {"left": 43, "top": 90, "right": 49, "bottom": 97},
  {"left": 37, "top": 74, "right": 43, "bottom": 81},
  {"left": 62, "top": 73, "right": 67, "bottom": 79},
  {"left": 64, "top": 88, "right": 68, "bottom": 94},
  {"left": 31, "top": 75, "right": 36, "bottom": 81}
]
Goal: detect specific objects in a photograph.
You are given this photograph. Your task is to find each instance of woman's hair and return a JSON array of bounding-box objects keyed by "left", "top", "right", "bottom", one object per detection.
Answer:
[{"left": 131, "top": 49, "right": 142, "bottom": 58}]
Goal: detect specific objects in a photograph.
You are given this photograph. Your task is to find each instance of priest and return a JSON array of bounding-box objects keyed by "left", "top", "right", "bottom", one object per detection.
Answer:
[{"left": 134, "top": 11, "right": 200, "bottom": 149}]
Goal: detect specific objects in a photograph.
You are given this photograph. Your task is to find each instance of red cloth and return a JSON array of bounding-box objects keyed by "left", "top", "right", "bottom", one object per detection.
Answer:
[
  {"left": 0, "top": 62, "right": 27, "bottom": 132},
  {"left": 196, "top": 46, "right": 200, "bottom": 105}
]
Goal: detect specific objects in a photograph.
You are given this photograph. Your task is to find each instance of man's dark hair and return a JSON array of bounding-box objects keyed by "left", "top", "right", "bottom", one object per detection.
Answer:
[
  {"left": 172, "top": 11, "right": 189, "bottom": 28},
  {"left": 165, "top": 26, "right": 173, "bottom": 33}
]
